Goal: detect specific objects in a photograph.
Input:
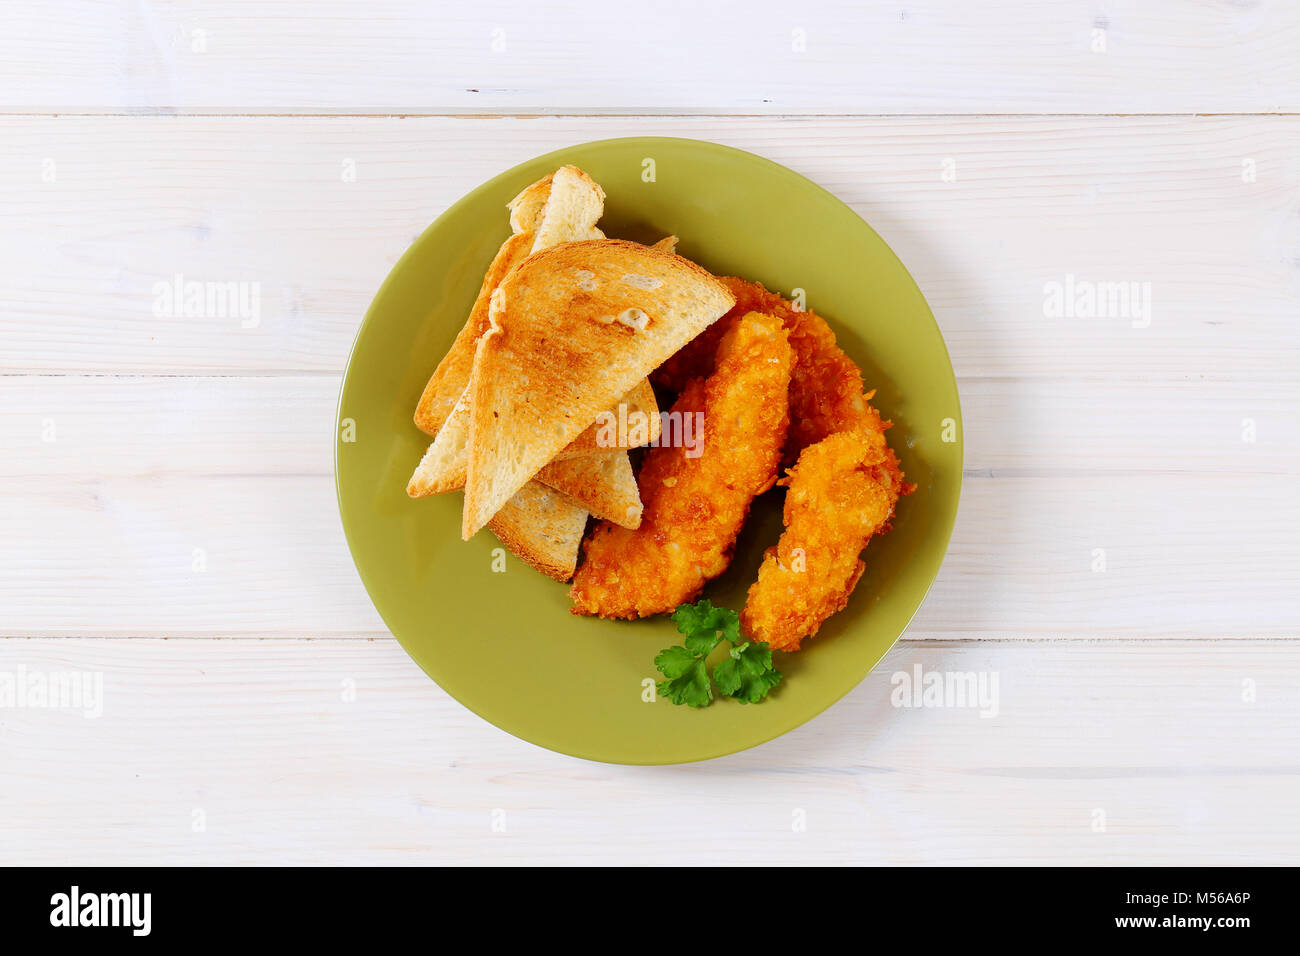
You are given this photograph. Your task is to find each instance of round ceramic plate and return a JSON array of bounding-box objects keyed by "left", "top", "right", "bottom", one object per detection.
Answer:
[{"left": 336, "top": 137, "right": 961, "bottom": 764}]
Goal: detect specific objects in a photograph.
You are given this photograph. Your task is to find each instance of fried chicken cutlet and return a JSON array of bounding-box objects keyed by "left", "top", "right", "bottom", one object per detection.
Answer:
[
  {"left": 741, "top": 429, "right": 908, "bottom": 651},
  {"left": 570, "top": 312, "right": 794, "bottom": 618},
  {"left": 660, "top": 279, "right": 915, "bottom": 649},
  {"left": 654, "top": 277, "right": 892, "bottom": 464}
]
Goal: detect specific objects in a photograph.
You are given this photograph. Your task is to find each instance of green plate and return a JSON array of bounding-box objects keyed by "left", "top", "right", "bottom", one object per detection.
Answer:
[{"left": 336, "top": 137, "right": 961, "bottom": 764}]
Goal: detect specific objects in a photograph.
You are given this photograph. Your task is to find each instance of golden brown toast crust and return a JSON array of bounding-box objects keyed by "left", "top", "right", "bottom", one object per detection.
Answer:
[
  {"left": 406, "top": 380, "right": 657, "bottom": 498},
  {"left": 537, "top": 450, "right": 642, "bottom": 529},
  {"left": 463, "top": 239, "right": 736, "bottom": 538},
  {"left": 486, "top": 481, "right": 589, "bottom": 581},
  {"left": 414, "top": 230, "right": 536, "bottom": 436}
]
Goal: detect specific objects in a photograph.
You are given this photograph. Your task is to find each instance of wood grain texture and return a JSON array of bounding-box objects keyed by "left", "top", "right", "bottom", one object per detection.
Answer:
[
  {"left": 2, "top": 375, "right": 1296, "bottom": 637},
  {"left": 7, "top": 375, "right": 1298, "bottom": 479},
  {"left": 1, "top": 637, "right": 1295, "bottom": 865},
  {"left": 2, "top": 7, "right": 1297, "bottom": 864},
  {"left": 0, "top": 471, "right": 1294, "bottom": 638},
  {"left": 2, "top": 2, "right": 1298, "bottom": 115},
  {"left": 2, "top": 115, "right": 1296, "bottom": 381}
]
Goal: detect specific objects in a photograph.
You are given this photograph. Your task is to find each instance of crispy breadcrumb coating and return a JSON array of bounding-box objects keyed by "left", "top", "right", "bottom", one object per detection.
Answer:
[
  {"left": 570, "top": 312, "right": 794, "bottom": 618},
  {"left": 660, "top": 277, "right": 914, "bottom": 646},
  {"left": 740, "top": 429, "right": 909, "bottom": 651},
  {"left": 654, "top": 277, "right": 890, "bottom": 463}
]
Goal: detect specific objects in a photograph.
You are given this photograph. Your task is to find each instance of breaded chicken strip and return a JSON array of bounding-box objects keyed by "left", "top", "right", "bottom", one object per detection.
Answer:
[
  {"left": 570, "top": 312, "right": 794, "bottom": 618},
  {"left": 657, "top": 279, "right": 913, "bottom": 646},
  {"left": 654, "top": 277, "right": 890, "bottom": 464},
  {"left": 741, "top": 429, "right": 909, "bottom": 651}
]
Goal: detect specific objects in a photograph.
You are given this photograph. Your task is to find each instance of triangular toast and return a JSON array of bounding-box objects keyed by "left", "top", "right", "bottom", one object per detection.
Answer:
[
  {"left": 462, "top": 239, "right": 735, "bottom": 538},
  {"left": 408, "top": 378, "right": 657, "bottom": 489},
  {"left": 413, "top": 230, "right": 535, "bottom": 437},
  {"left": 529, "top": 164, "right": 606, "bottom": 251},
  {"left": 536, "top": 449, "right": 642, "bottom": 529},
  {"left": 507, "top": 173, "right": 553, "bottom": 234},
  {"left": 409, "top": 168, "right": 658, "bottom": 533},
  {"left": 486, "top": 481, "right": 589, "bottom": 581},
  {"left": 407, "top": 378, "right": 656, "bottom": 527},
  {"left": 551, "top": 378, "right": 660, "bottom": 459},
  {"left": 413, "top": 165, "right": 606, "bottom": 438}
]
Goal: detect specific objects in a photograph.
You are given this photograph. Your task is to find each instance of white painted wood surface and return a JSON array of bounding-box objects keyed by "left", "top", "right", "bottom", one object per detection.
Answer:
[
  {"left": 1, "top": 2, "right": 1297, "bottom": 865},
  {"left": 3, "top": 1, "right": 1299, "bottom": 114},
  {"left": 2, "top": 639, "right": 1296, "bottom": 865}
]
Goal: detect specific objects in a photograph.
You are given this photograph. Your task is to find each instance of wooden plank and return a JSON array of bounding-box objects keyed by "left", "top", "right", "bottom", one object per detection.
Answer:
[
  {"left": 4, "top": 374, "right": 1294, "bottom": 638},
  {"left": 0, "top": 471, "right": 1294, "bottom": 637},
  {"left": 0, "top": 375, "right": 339, "bottom": 479},
  {"left": 0, "top": 474, "right": 384, "bottom": 637},
  {"left": 4, "top": 375, "right": 1297, "bottom": 479},
  {"left": 1, "top": 637, "right": 1295, "bottom": 864},
  {"left": 2, "top": 114, "right": 1296, "bottom": 379},
  {"left": 2, "top": 2, "right": 1298, "bottom": 114}
]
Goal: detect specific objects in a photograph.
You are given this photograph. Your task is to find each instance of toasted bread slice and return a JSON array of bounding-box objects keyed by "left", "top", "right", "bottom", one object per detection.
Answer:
[
  {"left": 486, "top": 480, "right": 588, "bottom": 581},
  {"left": 413, "top": 230, "right": 535, "bottom": 436},
  {"left": 407, "top": 391, "right": 475, "bottom": 497},
  {"left": 462, "top": 239, "right": 736, "bottom": 538},
  {"left": 530, "top": 165, "right": 605, "bottom": 252},
  {"left": 407, "top": 381, "right": 656, "bottom": 498},
  {"left": 537, "top": 449, "right": 642, "bottom": 529},
  {"left": 551, "top": 377, "right": 660, "bottom": 459},
  {"left": 413, "top": 166, "right": 608, "bottom": 438},
  {"left": 507, "top": 174, "right": 553, "bottom": 234}
]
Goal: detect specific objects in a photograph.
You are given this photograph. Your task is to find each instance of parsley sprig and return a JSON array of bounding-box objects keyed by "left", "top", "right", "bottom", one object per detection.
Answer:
[{"left": 653, "top": 600, "right": 782, "bottom": 707}]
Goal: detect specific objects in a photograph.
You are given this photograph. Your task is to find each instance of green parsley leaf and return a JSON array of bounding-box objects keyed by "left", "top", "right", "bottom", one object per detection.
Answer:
[
  {"left": 654, "top": 601, "right": 782, "bottom": 708},
  {"left": 670, "top": 599, "right": 739, "bottom": 656},
  {"left": 654, "top": 645, "right": 713, "bottom": 708},
  {"left": 713, "top": 641, "right": 782, "bottom": 704}
]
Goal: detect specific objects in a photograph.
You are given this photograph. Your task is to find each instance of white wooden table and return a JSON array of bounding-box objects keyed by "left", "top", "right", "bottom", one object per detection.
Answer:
[{"left": 2, "top": 1, "right": 1298, "bottom": 865}]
